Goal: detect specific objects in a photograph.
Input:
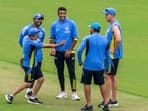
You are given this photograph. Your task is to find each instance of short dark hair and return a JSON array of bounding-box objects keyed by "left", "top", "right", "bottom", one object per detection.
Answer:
[
  {"left": 93, "top": 29, "right": 100, "bottom": 33},
  {"left": 57, "top": 7, "right": 67, "bottom": 13}
]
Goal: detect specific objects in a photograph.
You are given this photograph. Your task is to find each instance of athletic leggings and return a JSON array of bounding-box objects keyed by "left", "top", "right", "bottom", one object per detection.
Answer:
[{"left": 54, "top": 51, "right": 76, "bottom": 92}]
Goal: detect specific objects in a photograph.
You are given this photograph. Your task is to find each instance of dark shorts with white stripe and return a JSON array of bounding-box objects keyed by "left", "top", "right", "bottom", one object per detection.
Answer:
[
  {"left": 23, "top": 66, "right": 34, "bottom": 83},
  {"left": 105, "top": 59, "right": 119, "bottom": 76},
  {"left": 21, "top": 61, "right": 43, "bottom": 83},
  {"left": 31, "top": 62, "right": 43, "bottom": 80}
]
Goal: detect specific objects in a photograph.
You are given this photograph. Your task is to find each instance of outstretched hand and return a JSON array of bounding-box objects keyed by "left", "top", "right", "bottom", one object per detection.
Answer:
[
  {"left": 50, "top": 48, "right": 56, "bottom": 56},
  {"left": 60, "top": 40, "right": 66, "bottom": 46}
]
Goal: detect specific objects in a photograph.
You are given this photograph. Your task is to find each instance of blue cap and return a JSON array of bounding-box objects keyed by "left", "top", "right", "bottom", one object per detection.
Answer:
[
  {"left": 89, "top": 22, "right": 101, "bottom": 31},
  {"left": 103, "top": 8, "right": 116, "bottom": 16},
  {"left": 28, "top": 28, "right": 39, "bottom": 36},
  {"left": 33, "top": 13, "right": 44, "bottom": 20}
]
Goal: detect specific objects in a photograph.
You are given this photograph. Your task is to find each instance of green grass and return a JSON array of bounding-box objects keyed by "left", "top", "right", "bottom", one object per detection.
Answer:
[
  {"left": 0, "top": 0, "right": 148, "bottom": 110},
  {"left": 1, "top": 61, "right": 148, "bottom": 111}
]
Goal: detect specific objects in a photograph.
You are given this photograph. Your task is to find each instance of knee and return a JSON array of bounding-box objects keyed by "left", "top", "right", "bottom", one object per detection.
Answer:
[
  {"left": 38, "top": 77, "right": 44, "bottom": 83},
  {"left": 105, "top": 74, "right": 111, "bottom": 80},
  {"left": 25, "top": 82, "right": 32, "bottom": 88}
]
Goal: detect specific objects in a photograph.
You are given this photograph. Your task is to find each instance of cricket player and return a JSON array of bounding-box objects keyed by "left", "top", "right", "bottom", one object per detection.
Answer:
[
  {"left": 5, "top": 28, "right": 65, "bottom": 104},
  {"left": 18, "top": 13, "right": 45, "bottom": 98},
  {"left": 98, "top": 8, "right": 123, "bottom": 108},
  {"left": 49, "top": 6, "right": 80, "bottom": 100},
  {"left": 77, "top": 22, "right": 109, "bottom": 111}
]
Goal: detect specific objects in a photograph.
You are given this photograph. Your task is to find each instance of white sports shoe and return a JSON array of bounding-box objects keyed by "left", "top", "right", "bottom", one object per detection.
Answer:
[
  {"left": 71, "top": 92, "right": 80, "bottom": 101},
  {"left": 25, "top": 90, "right": 32, "bottom": 99},
  {"left": 56, "top": 92, "right": 67, "bottom": 99}
]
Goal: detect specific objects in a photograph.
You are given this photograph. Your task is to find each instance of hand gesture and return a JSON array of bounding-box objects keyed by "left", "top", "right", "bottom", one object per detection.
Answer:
[
  {"left": 60, "top": 40, "right": 66, "bottom": 46},
  {"left": 50, "top": 48, "right": 56, "bottom": 56}
]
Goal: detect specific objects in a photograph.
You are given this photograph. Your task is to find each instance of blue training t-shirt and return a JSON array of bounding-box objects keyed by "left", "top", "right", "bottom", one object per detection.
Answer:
[
  {"left": 22, "top": 36, "right": 43, "bottom": 68},
  {"left": 18, "top": 24, "right": 45, "bottom": 62},
  {"left": 77, "top": 33, "right": 108, "bottom": 71},
  {"left": 50, "top": 18, "right": 78, "bottom": 51}
]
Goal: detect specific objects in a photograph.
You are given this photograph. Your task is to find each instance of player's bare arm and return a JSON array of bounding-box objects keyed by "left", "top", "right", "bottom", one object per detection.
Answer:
[
  {"left": 112, "top": 25, "right": 121, "bottom": 54},
  {"left": 43, "top": 40, "right": 66, "bottom": 48}
]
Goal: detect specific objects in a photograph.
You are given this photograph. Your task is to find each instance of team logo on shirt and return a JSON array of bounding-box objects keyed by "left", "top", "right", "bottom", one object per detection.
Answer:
[
  {"left": 56, "top": 28, "right": 59, "bottom": 32},
  {"left": 64, "top": 27, "right": 70, "bottom": 33},
  {"left": 65, "top": 27, "right": 69, "bottom": 31}
]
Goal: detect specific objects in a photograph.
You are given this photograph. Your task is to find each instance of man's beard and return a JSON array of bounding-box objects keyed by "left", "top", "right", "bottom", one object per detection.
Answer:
[{"left": 90, "top": 31, "right": 93, "bottom": 35}]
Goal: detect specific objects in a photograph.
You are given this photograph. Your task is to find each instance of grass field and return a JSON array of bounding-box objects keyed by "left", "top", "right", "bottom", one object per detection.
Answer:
[
  {"left": 1, "top": 61, "right": 148, "bottom": 111},
  {"left": 0, "top": 0, "right": 148, "bottom": 111}
]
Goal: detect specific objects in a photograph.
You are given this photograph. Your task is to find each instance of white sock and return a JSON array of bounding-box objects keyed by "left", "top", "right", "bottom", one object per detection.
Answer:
[
  {"left": 10, "top": 94, "right": 13, "bottom": 97},
  {"left": 26, "top": 88, "right": 32, "bottom": 93},
  {"left": 30, "top": 96, "right": 35, "bottom": 99}
]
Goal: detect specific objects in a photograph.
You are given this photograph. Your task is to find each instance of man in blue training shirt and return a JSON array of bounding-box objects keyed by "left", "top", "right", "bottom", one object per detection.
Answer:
[
  {"left": 49, "top": 6, "right": 80, "bottom": 100},
  {"left": 5, "top": 28, "right": 65, "bottom": 104},
  {"left": 98, "top": 8, "right": 123, "bottom": 108},
  {"left": 77, "top": 22, "right": 109, "bottom": 111},
  {"left": 18, "top": 13, "right": 45, "bottom": 98},
  {"left": 18, "top": 13, "right": 45, "bottom": 46}
]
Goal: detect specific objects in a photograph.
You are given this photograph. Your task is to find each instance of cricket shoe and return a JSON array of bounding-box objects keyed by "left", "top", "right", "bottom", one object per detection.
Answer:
[
  {"left": 25, "top": 90, "right": 32, "bottom": 99},
  {"left": 102, "top": 104, "right": 109, "bottom": 111},
  {"left": 71, "top": 92, "right": 80, "bottom": 101},
  {"left": 5, "top": 94, "right": 13, "bottom": 104},
  {"left": 108, "top": 99, "right": 119, "bottom": 107},
  {"left": 81, "top": 104, "right": 93, "bottom": 111},
  {"left": 27, "top": 98, "right": 40, "bottom": 105},
  {"left": 56, "top": 92, "right": 67, "bottom": 99}
]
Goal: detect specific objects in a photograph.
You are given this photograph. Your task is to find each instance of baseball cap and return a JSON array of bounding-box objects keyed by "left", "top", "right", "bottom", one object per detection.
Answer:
[
  {"left": 103, "top": 8, "right": 116, "bottom": 16},
  {"left": 33, "top": 13, "right": 44, "bottom": 20},
  {"left": 28, "top": 28, "right": 39, "bottom": 36},
  {"left": 88, "top": 22, "right": 101, "bottom": 31}
]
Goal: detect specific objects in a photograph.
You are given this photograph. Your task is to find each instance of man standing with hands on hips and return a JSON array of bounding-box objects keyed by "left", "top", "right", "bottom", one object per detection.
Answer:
[
  {"left": 98, "top": 8, "right": 123, "bottom": 108},
  {"left": 49, "top": 6, "right": 80, "bottom": 101}
]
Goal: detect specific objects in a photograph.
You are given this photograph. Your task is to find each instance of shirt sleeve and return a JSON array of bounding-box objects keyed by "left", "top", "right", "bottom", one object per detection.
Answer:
[
  {"left": 49, "top": 23, "right": 55, "bottom": 40},
  {"left": 71, "top": 20, "right": 78, "bottom": 40},
  {"left": 18, "top": 26, "right": 29, "bottom": 47},
  {"left": 18, "top": 33, "right": 24, "bottom": 47},
  {"left": 77, "top": 38, "right": 87, "bottom": 65},
  {"left": 39, "top": 27, "right": 46, "bottom": 42},
  {"left": 31, "top": 40, "right": 43, "bottom": 49}
]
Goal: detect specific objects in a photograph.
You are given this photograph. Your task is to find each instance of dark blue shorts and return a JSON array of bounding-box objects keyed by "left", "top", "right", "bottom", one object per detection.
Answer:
[
  {"left": 21, "top": 61, "right": 43, "bottom": 82},
  {"left": 23, "top": 66, "right": 33, "bottom": 83},
  {"left": 105, "top": 59, "right": 119, "bottom": 75},
  {"left": 81, "top": 69, "right": 105, "bottom": 85},
  {"left": 32, "top": 62, "right": 43, "bottom": 80}
]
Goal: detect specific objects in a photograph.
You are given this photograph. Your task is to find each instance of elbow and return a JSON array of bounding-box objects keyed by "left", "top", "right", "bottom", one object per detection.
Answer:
[
  {"left": 116, "top": 38, "right": 121, "bottom": 43},
  {"left": 116, "top": 34, "right": 122, "bottom": 43}
]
